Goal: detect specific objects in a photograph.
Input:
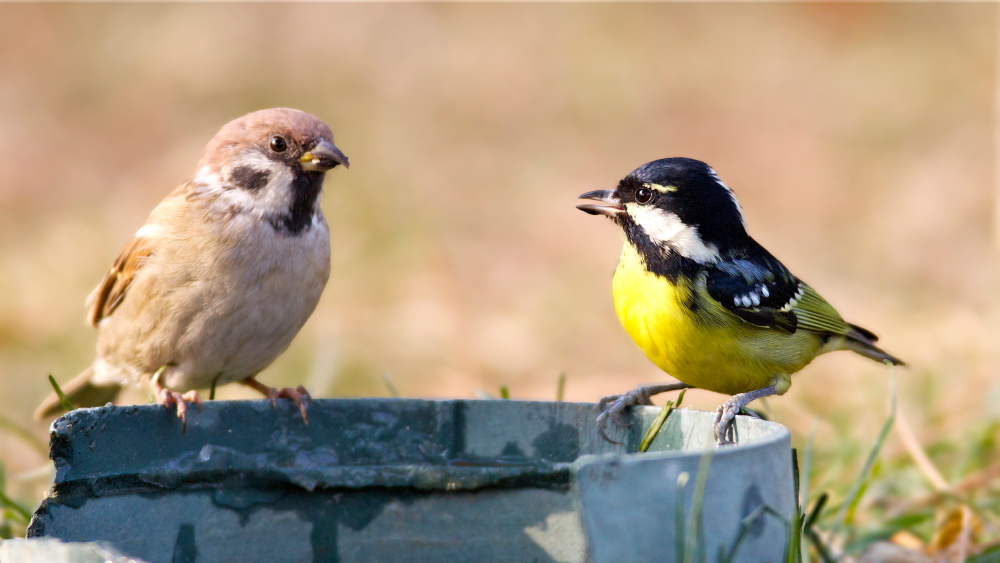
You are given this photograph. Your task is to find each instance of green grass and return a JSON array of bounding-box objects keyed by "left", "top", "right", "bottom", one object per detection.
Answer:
[
  {"left": 639, "top": 388, "right": 686, "bottom": 452},
  {"left": 0, "top": 462, "right": 32, "bottom": 540},
  {"left": 46, "top": 374, "right": 75, "bottom": 416}
]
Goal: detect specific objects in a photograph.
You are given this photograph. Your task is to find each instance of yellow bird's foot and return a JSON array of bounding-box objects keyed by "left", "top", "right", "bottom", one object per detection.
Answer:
[
  {"left": 714, "top": 385, "right": 779, "bottom": 446},
  {"left": 597, "top": 382, "right": 694, "bottom": 445}
]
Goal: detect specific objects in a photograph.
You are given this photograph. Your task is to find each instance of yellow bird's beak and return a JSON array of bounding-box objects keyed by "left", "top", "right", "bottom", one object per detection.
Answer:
[
  {"left": 576, "top": 190, "right": 624, "bottom": 217},
  {"left": 300, "top": 138, "right": 350, "bottom": 172}
]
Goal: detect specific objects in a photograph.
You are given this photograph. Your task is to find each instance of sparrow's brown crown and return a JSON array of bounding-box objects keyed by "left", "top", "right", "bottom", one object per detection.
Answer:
[{"left": 197, "top": 108, "right": 340, "bottom": 173}]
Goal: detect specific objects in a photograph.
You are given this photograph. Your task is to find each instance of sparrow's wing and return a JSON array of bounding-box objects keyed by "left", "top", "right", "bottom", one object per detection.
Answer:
[{"left": 87, "top": 234, "right": 155, "bottom": 326}]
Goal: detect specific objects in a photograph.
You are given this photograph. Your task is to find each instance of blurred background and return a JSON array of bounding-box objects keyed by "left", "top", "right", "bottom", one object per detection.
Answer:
[{"left": 0, "top": 2, "right": 996, "bottom": 549}]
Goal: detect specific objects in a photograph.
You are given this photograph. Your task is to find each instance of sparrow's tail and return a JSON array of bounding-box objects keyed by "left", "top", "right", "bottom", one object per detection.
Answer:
[
  {"left": 34, "top": 367, "right": 123, "bottom": 420},
  {"left": 843, "top": 323, "right": 906, "bottom": 367}
]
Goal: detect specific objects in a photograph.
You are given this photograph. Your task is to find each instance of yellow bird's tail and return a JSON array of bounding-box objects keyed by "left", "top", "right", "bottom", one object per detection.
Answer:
[{"left": 843, "top": 323, "right": 906, "bottom": 367}]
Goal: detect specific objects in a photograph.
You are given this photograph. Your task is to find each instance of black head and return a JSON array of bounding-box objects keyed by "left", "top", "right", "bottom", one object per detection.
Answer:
[
  {"left": 578, "top": 158, "right": 749, "bottom": 261},
  {"left": 621, "top": 158, "right": 746, "bottom": 244}
]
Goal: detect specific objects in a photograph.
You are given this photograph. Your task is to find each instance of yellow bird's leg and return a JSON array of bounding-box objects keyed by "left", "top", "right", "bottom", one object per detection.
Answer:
[
  {"left": 597, "top": 382, "right": 694, "bottom": 445},
  {"left": 714, "top": 385, "right": 779, "bottom": 446}
]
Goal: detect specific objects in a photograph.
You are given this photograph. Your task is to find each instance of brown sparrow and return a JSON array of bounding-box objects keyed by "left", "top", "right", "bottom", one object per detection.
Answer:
[{"left": 35, "top": 108, "right": 348, "bottom": 426}]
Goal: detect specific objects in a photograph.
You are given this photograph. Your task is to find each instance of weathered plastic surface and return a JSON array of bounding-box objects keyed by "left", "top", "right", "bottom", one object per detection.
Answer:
[
  {"left": 29, "top": 399, "right": 794, "bottom": 562},
  {"left": 0, "top": 537, "right": 148, "bottom": 563},
  {"left": 575, "top": 409, "right": 796, "bottom": 562}
]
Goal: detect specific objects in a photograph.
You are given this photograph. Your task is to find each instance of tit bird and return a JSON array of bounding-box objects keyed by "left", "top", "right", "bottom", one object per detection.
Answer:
[
  {"left": 35, "top": 108, "right": 349, "bottom": 426},
  {"left": 577, "top": 157, "right": 903, "bottom": 445}
]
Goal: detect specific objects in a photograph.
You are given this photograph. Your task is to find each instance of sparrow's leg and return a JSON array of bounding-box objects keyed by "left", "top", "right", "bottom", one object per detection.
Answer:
[
  {"left": 596, "top": 382, "right": 694, "bottom": 444},
  {"left": 241, "top": 378, "right": 311, "bottom": 424},
  {"left": 151, "top": 370, "right": 202, "bottom": 432},
  {"left": 714, "top": 385, "right": 779, "bottom": 446}
]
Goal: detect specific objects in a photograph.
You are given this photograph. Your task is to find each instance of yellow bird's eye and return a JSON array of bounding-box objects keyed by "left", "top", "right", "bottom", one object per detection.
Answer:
[{"left": 636, "top": 187, "right": 653, "bottom": 204}]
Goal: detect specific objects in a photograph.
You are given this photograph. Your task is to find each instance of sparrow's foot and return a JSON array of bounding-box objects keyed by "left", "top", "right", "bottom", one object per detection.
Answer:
[
  {"left": 714, "top": 385, "right": 779, "bottom": 447},
  {"left": 242, "top": 378, "right": 311, "bottom": 424},
  {"left": 156, "top": 387, "right": 202, "bottom": 432},
  {"left": 596, "top": 382, "right": 693, "bottom": 445}
]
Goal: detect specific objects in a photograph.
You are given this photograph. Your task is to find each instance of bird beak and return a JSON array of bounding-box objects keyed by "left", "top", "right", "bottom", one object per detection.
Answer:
[
  {"left": 576, "top": 190, "right": 624, "bottom": 217},
  {"left": 300, "top": 138, "right": 350, "bottom": 171}
]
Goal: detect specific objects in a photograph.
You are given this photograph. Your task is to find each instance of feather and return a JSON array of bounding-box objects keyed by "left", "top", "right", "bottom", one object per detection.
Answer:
[{"left": 87, "top": 236, "right": 156, "bottom": 326}]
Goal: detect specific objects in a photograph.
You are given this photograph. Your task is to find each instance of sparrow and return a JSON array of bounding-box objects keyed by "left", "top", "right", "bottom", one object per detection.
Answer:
[
  {"left": 577, "top": 157, "right": 904, "bottom": 445},
  {"left": 35, "top": 108, "right": 349, "bottom": 427}
]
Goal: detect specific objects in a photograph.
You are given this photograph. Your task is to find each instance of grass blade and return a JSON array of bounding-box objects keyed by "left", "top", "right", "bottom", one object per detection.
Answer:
[
  {"left": 787, "top": 449, "right": 801, "bottom": 563},
  {"left": 209, "top": 372, "right": 222, "bottom": 400},
  {"left": 555, "top": 372, "right": 566, "bottom": 402},
  {"left": 685, "top": 452, "right": 713, "bottom": 563},
  {"left": 381, "top": 372, "right": 400, "bottom": 397},
  {"left": 639, "top": 388, "right": 686, "bottom": 453},
  {"left": 838, "top": 377, "right": 897, "bottom": 528},
  {"left": 720, "top": 505, "right": 767, "bottom": 563},
  {"left": 47, "top": 374, "right": 76, "bottom": 413},
  {"left": 797, "top": 425, "right": 816, "bottom": 563},
  {"left": 676, "top": 471, "right": 689, "bottom": 562},
  {"left": 0, "top": 488, "right": 30, "bottom": 525},
  {"left": 0, "top": 413, "right": 47, "bottom": 457}
]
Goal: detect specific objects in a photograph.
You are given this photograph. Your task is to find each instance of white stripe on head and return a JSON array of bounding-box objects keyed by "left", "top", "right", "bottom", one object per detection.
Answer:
[
  {"left": 707, "top": 166, "right": 745, "bottom": 226},
  {"left": 626, "top": 203, "right": 720, "bottom": 263}
]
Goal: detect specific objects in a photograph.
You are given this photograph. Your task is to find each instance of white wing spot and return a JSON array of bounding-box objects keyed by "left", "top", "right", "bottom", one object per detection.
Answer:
[
  {"left": 779, "top": 284, "right": 805, "bottom": 312},
  {"left": 760, "top": 285, "right": 770, "bottom": 298}
]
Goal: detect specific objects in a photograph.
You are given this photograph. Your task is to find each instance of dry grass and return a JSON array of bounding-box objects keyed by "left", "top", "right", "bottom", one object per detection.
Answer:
[{"left": 0, "top": 4, "right": 996, "bottom": 556}]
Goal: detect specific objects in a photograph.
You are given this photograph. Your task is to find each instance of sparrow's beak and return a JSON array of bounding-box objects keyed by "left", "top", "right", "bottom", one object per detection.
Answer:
[
  {"left": 576, "top": 190, "right": 624, "bottom": 217},
  {"left": 300, "top": 138, "right": 350, "bottom": 171}
]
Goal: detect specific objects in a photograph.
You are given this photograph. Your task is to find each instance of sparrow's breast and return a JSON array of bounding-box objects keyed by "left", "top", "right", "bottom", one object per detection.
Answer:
[{"left": 180, "top": 212, "right": 332, "bottom": 388}]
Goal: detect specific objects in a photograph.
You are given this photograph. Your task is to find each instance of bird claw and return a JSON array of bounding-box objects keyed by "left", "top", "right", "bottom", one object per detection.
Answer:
[
  {"left": 263, "top": 385, "right": 312, "bottom": 424},
  {"left": 596, "top": 383, "right": 693, "bottom": 445},
  {"left": 714, "top": 402, "right": 741, "bottom": 446},
  {"left": 240, "top": 378, "right": 312, "bottom": 424},
  {"left": 156, "top": 388, "right": 202, "bottom": 432},
  {"left": 713, "top": 385, "right": 779, "bottom": 446}
]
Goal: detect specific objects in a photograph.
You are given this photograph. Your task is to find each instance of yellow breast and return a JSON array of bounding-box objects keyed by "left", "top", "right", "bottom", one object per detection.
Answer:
[{"left": 611, "top": 243, "right": 821, "bottom": 395}]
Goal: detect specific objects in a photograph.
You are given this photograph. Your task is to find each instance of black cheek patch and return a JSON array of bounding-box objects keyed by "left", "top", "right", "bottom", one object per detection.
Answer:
[{"left": 230, "top": 166, "right": 271, "bottom": 191}]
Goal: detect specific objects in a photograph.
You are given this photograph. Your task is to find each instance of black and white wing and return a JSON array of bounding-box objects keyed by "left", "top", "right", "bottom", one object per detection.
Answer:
[{"left": 705, "top": 250, "right": 804, "bottom": 334}]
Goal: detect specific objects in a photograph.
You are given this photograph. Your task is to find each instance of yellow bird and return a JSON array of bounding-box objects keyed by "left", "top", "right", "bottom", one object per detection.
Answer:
[{"left": 577, "top": 157, "right": 903, "bottom": 445}]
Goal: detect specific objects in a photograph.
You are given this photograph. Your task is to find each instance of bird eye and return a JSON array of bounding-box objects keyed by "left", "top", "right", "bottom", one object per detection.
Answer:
[
  {"left": 635, "top": 187, "right": 653, "bottom": 204},
  {"left": 269, "top": 135, "right": 288, "bottom": 153}
]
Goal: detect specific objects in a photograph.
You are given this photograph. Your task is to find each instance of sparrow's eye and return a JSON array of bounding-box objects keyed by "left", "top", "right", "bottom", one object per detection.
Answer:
[
  {"left": 269, "top": 135, "right": 288, "bottom": 153},
  {"left": 635, "top": 187, "right": 653, "bottom": 204}
]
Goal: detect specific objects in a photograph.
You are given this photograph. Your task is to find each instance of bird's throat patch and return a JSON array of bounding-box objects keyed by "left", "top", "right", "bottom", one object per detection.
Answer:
[{"left": 266, "top": 170, "right": 324, "bottom": 235}]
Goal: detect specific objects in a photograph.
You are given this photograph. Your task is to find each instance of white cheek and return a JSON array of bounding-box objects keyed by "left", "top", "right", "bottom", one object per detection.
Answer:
[
  {"left": 626, "top": 204, "right": 719, "bottom": 263},
  {"left": 220, "top": 151, "right": 298, "bottom": 216},
  {"left": 194, "top": 165, "right": 222, "bottom": 186}
]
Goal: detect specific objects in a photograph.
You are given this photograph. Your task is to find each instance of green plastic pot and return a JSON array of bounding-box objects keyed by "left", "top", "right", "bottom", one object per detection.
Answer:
[{"left": 28, "top": 399, "right": 794, "bottom": 562}]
